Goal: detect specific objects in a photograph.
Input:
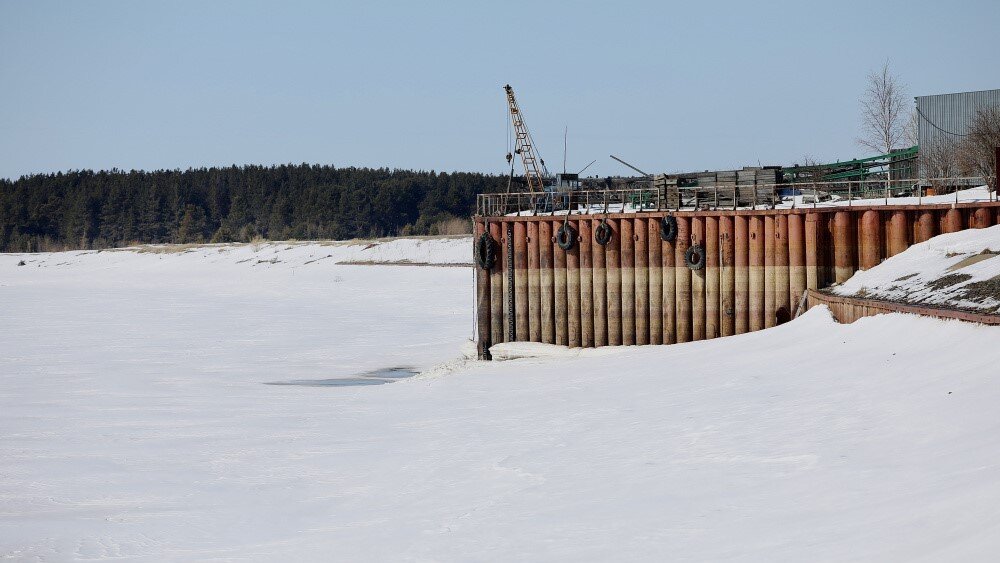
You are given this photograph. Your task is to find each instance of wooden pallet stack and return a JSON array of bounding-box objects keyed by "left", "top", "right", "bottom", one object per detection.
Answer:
[
  {"left": 717, "top": 170, "right": 738, "bottom": 207},
  {"left": 652, "top": 174, "right": 680, "bottom": 209}
]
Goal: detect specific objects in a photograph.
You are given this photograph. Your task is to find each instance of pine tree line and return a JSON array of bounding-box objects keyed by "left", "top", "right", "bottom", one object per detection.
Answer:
[{"left": 0, "top": 164, "right": 507, "bottom": 252}]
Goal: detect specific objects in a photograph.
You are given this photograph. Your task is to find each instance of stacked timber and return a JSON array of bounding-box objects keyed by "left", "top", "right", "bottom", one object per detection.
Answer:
[
  {"left": 755, "top": 168, "right": 781, "bottom": 207},
  {"left": 653, "top": 174, "right": 680, "bottom": 209},
  {"left": 717, "top": 170, "right": 738, "bottom": 208},
  {"left": 737, "top": 167, "right": 759, "bottom": 207}
]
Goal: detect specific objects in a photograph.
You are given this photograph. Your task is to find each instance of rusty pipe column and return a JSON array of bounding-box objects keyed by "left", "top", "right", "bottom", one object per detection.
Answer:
[
  {"left": 859, "top": 210, "right": 881, "bottom": 270},
  {"left": 833, "top": 211, "right": 854, "bottom": 284},
  {"left": 674, "top": 216, "right": 692, "bottom": 343},
  {"left": 887, "top": 210, "right": 909, "bottom": 258},
  {"left": 634, "top": 218, "right": 650, "bottom": 345},
  {"left": 489, "top": 221, "right": 504, "bottom": 345},
  {"left": 705, "top": 216, "right": 720, "bottom": 339},
  {"left": 538, "top": 221, "right": 554, "bottom": 344},
  {"left": 591, "top": 218, "right": 607, "bottom": 347},
  {"left": 916, "top": 210, "right": 936, "bottom": 243},
  {"left": 973, "top": 207, "right": 992, "bottom": 229},
  {"left": 647, "top": 218, "right": 663, "bottom": 345},
  {"left": 475, "top": 221, "right": 492, "bottom": 358},
  {"left": 552, "top": 220, "right": 567, "bottom": 346},
  {"left": 805, "top": 213, "right": 820, "bottom": 291},
  {"left": 661, "top": 220, "right": 677, "bottom": 344},
  {"left": 690, "top": 216, "right": 706, "bottom": 341},
  {"left": 748, "top": 215, "right": 765, "bottom": 332},
  {"left": 943, "top": 208, "right": 963, "bottom": 233},
  {"left": 513, "top": 221, "right": 529, "bottom": 340},
  {"left": 774, "top": 214, "right": 790, "bottom": 324},
  {"left": 787, "top": 213, "right": 806, "bottom": 315},
  {"left": 733, "top": 215, "right": 749, "bottom": 335},
  {"left": 719, "top": 216, "right": 735, "bottom": 337},
  {"left": 566, "top": 220, "right": 581, "bottom": 348},
  {"left": 763, "top": 215, "right": 776, "bottom": 329},
  {"left": 579, "top": 219, "right": 594, "bottom": 348},
  {"left": 605, "top": 219, "right": 622, "bottom": 346},
  {"left": 620, "top": 218, "right": 636, "bottom": 346},
  {"left": 527, "top": 221, "right": 541, "bottom": 342},
  {"left": 499, "top": 223, "right": 510, "bottom": 341}
]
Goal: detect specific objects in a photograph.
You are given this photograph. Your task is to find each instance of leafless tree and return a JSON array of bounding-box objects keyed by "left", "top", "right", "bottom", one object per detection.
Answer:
[
  {"left": 920, "top": 138, "right": 960, "bottom": 190},
  {"left": 904, "top": 108, "right": 919, "bottom": 148},
  {"left": 957, "top": 106, "right": 1000, "bottom": 192},
  {"left": 857, "top": 62, "right": 909, "bottom": 181}
]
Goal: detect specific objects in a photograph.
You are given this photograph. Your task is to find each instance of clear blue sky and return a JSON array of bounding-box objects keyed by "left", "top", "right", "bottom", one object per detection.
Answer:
[{"left": 1, "top": 0, "right": 998, "bottom": 180}]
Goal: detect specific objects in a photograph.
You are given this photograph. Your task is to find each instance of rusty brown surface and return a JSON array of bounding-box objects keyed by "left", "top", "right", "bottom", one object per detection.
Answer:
[
  {"left": 674, "top": 216, "right": 692, "bottom": 343},
  {"left": 488, "top": 221, "right": 504, "bottom": 345},
  {"left": 719, "top": 215, "right": 735, "bottom": 338},
  {"left": 733, "top": 215, "right": 749, "bottom": 335},
  {"left": 552, "top": 220, "right": 568, "bottom": 346},
  {"left": 513, "top": 221, "right": 528, "bottom": 341},
  {"left": 591, "top": 218, "right": 608, "bottom": 347},
  {"left": 527, "top": 221, "right": 541, "bottom": 342},
  {"left": 647, "top": 218, "right": 663, "bottom": 345},
  {"left": 475, "top": 200, "right": 1000, "bottom": 349},
  {"left": 538, "top": 221, "right": 554, "bottom": 344},
  {"left": 566, "top": 220, "right": 582, "bottom": 348},
  {"left": 859, "top": 210, "right": 881, "bottom": 270},
  {"left": 620, "top": 219, "right": 636, "bottom": 346},
  {"left": 634, "top": 218, "right": 650, "bottom": 345},
  {"left": 605, "top": 218, "right": 622, "bottom": 346},
  {"left": 579, "top": 219, "right": 594, "bottom": 348},
  {"left": 748, "top": 215, "right": 765, "bottom": 332},
  {"left": 661, "top": 219, "right": 677, "bottom": 344}
]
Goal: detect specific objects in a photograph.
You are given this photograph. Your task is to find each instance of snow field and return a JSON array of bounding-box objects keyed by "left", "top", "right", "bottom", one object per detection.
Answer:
[{"left": 3, "top": 235, "right": 1000, "bottom": 560}]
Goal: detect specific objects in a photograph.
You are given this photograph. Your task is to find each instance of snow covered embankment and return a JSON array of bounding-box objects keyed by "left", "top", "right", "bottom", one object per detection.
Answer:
[
  {"left": 833, "top": 224, "right": 1000, "bottom": 314},
  {"left": 0, "top": 235, "right": 473, "bottom": 271}
]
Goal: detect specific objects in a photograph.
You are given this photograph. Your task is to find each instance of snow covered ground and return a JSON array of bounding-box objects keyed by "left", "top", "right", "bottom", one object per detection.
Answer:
[
  {"left": 833, "top": 224, "right": 1000, "bottom": 313},
  {"left": 4, "top": 235, "right": 1000, "bottom": 560}
]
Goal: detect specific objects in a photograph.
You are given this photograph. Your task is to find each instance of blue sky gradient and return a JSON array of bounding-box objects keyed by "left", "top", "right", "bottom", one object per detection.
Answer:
[{"left": 1, "top": 0, "right": 998, "bottom": 179}]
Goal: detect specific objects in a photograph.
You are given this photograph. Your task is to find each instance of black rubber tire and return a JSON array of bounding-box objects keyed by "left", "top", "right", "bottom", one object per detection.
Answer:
[
  {"left": 660, "top": 215, "right": 678, "bottom": 242},
  {"left": 685, "top": 244, "right": 706, "bottom": 270},
  {"left": 594, "top": 221, "right": 613, "bottom": 246},
  {"left": 475, "top": 231, "right": 497, "bottom": 270},
  {"left": 556, "top": 223, "right": 577, "bottom": 251}
]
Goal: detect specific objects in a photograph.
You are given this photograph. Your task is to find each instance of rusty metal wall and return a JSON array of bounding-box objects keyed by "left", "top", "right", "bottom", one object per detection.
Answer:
[{"left": 475, "top": 202, "right": 1000, "bottom": 354}]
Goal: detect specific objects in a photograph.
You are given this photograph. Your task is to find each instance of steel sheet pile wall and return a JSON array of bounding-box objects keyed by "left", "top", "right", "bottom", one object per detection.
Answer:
[{"left": 474, "top": 203, "right": 1000, "bottom": 354}]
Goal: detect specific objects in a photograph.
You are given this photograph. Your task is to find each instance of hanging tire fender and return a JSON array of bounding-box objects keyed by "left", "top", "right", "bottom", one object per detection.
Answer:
[
  {"left": 594, "top": 220, "right": 613, "bottom": 246},
  {"left": 685, "top": 243, "right": 706, "bottom": 270},
  {"left": 556, "top": 223, "right": 577, "bottom": 251},
  {"left": 475, "top": 231, "right": 498, "bottom": 270},
  {"left": 660, "top": 215, "right": 678, "bottom": 242}
]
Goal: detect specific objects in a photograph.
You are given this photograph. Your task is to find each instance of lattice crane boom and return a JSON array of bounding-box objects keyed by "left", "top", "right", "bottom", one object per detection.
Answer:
[{"left": 504, "top": 84, "right": 548, "bottom": 193}]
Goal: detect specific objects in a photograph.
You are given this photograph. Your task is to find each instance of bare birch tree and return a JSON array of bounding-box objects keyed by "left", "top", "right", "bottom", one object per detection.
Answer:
[
  {"left": 904, "top": 108, "right": 919, "bottom": 148},
  {"left": 857, "top": 62, "right": 909, "bottom": 181}
]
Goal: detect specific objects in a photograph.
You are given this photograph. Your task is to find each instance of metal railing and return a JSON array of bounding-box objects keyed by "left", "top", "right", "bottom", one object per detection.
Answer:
[{"left": 475, "top": 176, "right": 995, "bottom": 216}]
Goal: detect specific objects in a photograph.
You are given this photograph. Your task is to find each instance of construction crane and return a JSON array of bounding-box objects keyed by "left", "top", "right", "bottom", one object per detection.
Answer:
[{"left": 504, "top": 84, "right": 549, "bottom": 193}]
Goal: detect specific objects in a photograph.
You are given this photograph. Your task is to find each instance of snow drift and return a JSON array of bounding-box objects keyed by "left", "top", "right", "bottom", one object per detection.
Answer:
[{"left": 833, "top": 224, "right": 1000, "bottom": 313}]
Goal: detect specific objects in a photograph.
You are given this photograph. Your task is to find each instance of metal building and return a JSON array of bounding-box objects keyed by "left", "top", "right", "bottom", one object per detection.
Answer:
[{"left": 916, "top": 88, "right": 1000, "bottom": 175}]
